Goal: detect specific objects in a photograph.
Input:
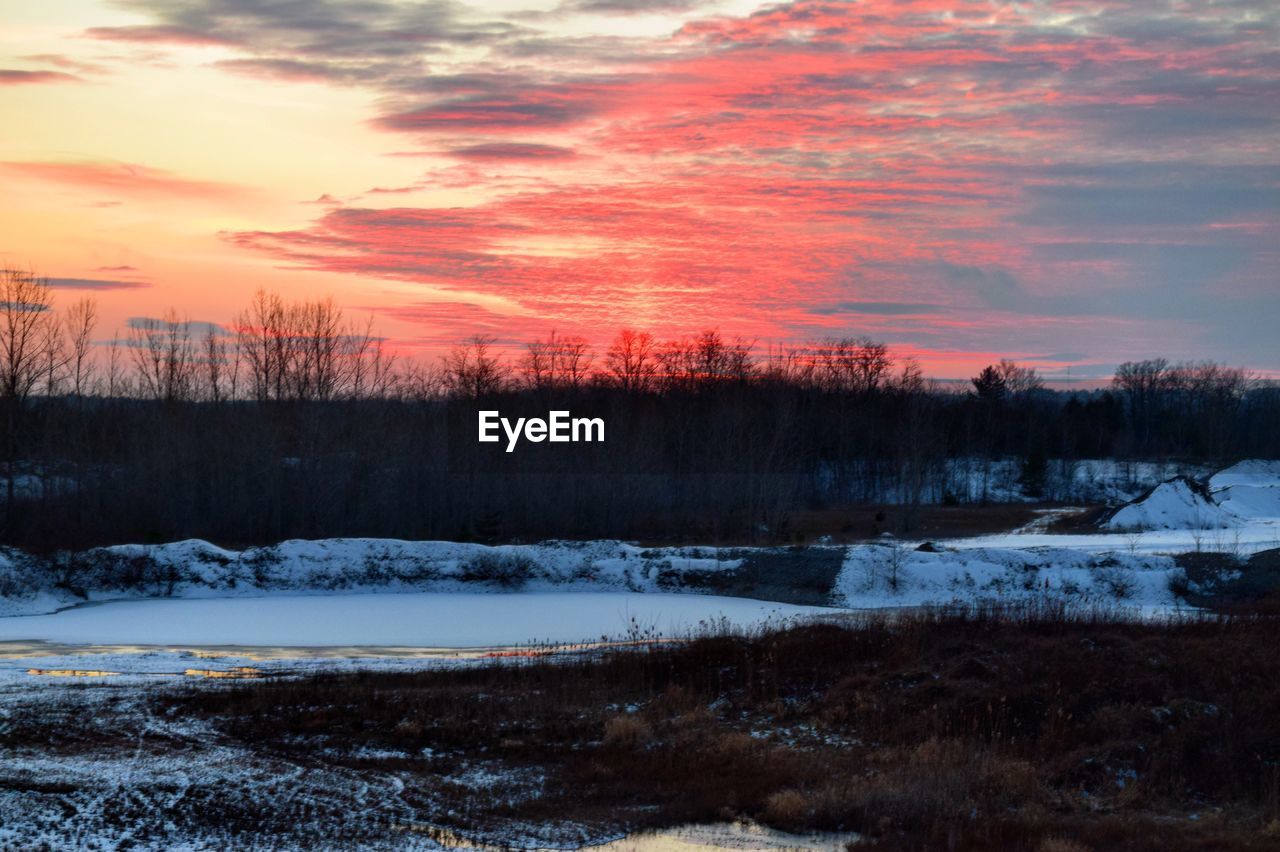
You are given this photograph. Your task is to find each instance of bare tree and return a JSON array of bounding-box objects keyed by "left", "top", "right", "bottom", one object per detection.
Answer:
[
  {"left": 401, "top": 360, "right": 447, "bottom": 401},
  {"left": 997, "top": 359, "right": 1043, "bottom": 396},
  {"left": 201, "top": 326, "right": 230, "bottom": 402},
  {"left": 40, "top": 314, "right": 68, "bottom": 397},
  {"left": 606, "top": 329, "right": 656, "bottom": 392},
  {"left": 1113, "top": 358, "right": 1173, "bottom": 450},
  {"left": 554, "top": 333, "right": 593, "bottom": 388},
  {"left": 65, "top": 297, "right": 98, "bottom": 398},
  {"left": 443, "top": 335, "right": 507, "bottom": 398},
  {"left": 130, "top": 310, "right": 196, "bottom": 402},
  {"left": 521, "top": 334, "right": 555, "bottom": 390},
  {"left": 816, "top": 337, "right": 892, "bottom": 393},
  {"left": 892, "top": 356, "right": 925, "bottom": 395},
  {"left": 0, "top": 268, "right": 57, "bottom": 402},
  {"left": 347, "top": 315, "right": 396, "bottom": 399},
  {"left": 236, "top": 289, "right": 289, "bottom": 402},
  {"left": 522, "top": 331, "right": 594, "bottom": 390},
  {"left": 0, "top": 268, "right": 60, "bottom": 514},
  {"left": 291, "top": 297, "right": 344, "bottom": 401},
  {"left": 105, "top": 332, "right": 125, "bottom": 397}
]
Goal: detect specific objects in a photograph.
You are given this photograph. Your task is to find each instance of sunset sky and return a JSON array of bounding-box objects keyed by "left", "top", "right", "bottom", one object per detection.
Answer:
[{"left": 2, "top": 0, "right": 1277, "bottom": 380}]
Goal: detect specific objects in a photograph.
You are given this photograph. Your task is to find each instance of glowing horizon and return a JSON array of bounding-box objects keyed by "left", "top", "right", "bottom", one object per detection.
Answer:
[{"left": 2, "top": 0, "right": 1277, "bottom": 381}]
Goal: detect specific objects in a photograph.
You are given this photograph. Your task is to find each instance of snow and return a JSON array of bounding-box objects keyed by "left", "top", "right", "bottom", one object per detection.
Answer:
[
  {"left": 1074, "top": 458, "right": 1280, "bottom": 542},
  {"left": 0, "top": 539, "right": 744, "bottom": 617},
  {"left": 0, "top": 592, "right": 828, "bottom": 647},
  {"left": 1201, "top": 460, "right": 1280, "bottom": 527},
  {"left": 954, "top": 526, "right": 1276, "bottom": 556},
  {"left": 1061, "top": 460, "right": 1208, "bottom": 503},
  {"left": 1207, "top": 459, "right": 1280, "bottom": 490},
  {"left": 1103, "top": 478, "right": 1234, "bottom": 531},
  {"left": 1, "top": 458, "right": 1276, "bottom": 654},
  {"left": 834, "top": 544, "right": 1185, "bottom": 611},
  {"left": 1213, "top": 483, "right": 1280, "bottom": 519}
]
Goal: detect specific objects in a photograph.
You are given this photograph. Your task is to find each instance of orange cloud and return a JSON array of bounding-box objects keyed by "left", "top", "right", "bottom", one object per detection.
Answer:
[{"left": 1, "top": 161, "right": 252, "bottom": 201}]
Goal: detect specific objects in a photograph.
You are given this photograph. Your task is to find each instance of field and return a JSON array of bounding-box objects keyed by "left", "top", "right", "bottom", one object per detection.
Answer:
[
  {"left": 2, "top": 606, "right": 1278, "bottom": 850},
  {"left": 2, "top": 458, "right": 1279, "bottom": 849}
]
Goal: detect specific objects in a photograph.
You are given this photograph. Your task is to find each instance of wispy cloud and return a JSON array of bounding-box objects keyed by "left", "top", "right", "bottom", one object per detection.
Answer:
[
  {"left": 48, "top": 277, "right": 151, "bottom": 291},
  {"left": 0, "top": 69, "right": 82, "bottom": 85},
  {"left": 2, "top": 160, "right": 252, "bottom": 201}
]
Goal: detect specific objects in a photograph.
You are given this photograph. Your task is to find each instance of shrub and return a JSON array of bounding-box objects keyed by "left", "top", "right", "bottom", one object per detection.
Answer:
[
  {"left": 602, "top": 715, "right": 653, "bottom": 749},
  {"left": 461, "top": 551, "right": 536, "bottom": 588}
]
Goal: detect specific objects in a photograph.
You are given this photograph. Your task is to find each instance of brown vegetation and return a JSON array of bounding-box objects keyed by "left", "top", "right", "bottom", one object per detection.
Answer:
[{"left": 157, "top": 607, "right": 1280, "bottom": 850}]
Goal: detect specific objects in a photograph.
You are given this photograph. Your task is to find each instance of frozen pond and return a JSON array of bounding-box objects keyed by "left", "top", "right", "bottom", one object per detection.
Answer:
[{"left": 0, "top": 592, "right": 839, "bottom": 648}]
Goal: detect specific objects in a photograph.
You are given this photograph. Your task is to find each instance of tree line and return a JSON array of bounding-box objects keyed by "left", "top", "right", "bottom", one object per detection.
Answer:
[{"left": 3, "top": 267, "right": 1276, "bottom": 550}]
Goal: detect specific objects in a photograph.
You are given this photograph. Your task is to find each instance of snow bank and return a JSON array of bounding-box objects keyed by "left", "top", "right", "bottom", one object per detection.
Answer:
[
  {"left": 1102, "top": 477, "right": 1234, "bottom": 531},
  {"left": 1201, "top": 460, "right": 1280, "bottom": 526},
  {"left": 834, "top": 544, "right": 1183, "bottom": 610},
  {"left": 91, "top": 538, "right": 740, "bottom": 594},
  {"left": 0, "top": 539, "right": 745, "bottom": 617},
  {"left": 1213, "top": 483, "right": 1280, "bottom": 520},
  {"left": 1208, "top": 460, "right": 1280, "bottom": 490}
]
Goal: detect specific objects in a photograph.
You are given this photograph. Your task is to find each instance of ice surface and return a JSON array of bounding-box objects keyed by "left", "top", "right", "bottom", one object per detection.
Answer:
[{"left": 0, "top": 592, "right": 827, "bottom": 647}]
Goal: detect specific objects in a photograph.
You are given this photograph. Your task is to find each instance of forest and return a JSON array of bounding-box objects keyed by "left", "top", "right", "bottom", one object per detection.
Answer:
[{"left": 4, "top": 267, "right": 1277, "bottom": 551}]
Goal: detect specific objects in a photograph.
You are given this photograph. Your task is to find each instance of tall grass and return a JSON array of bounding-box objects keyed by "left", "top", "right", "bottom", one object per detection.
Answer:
[{"left": 151, "top": 605, "right": 1280, "bottom": 850}]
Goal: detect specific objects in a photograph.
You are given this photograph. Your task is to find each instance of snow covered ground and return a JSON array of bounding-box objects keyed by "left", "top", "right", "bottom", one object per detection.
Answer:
[
  {"left": 833, "top": 545, "right": 1185, "bottom": 612},
  {"left": 0, "top": 538, "right": 745, "bottom": 617},
  {"left": 1103, "top": 477, "right": 1234, "bottom": 531},
  {"left": 954, "top": 526, "right": 1278, "bottom": 556}
]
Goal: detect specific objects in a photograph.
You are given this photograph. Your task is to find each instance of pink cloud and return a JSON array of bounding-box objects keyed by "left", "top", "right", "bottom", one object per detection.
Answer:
[
  {"left": 83, "top": 25, "right": 235, "bottom": 47},
  {"left": 0, "top": 69, "right": 82, "bottom": 85},
  {"left": 2, "top": 160, "right": 252, "bottom": 201}
]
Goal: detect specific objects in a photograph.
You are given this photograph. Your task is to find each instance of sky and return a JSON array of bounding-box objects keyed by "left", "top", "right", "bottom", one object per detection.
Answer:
[{"left": 1, "top": 0, "right": 1277, "bottom": 381}]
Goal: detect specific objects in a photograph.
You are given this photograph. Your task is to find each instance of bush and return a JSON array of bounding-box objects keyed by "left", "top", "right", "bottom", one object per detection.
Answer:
[
  {"left": 602, "top": 715, "right": 653, "bottom": 749},
  {"left": 461, "top": 551, "right": 536, "bottom": 588}
]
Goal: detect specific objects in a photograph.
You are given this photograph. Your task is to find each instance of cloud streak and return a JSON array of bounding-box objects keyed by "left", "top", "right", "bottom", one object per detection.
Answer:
[
  {"left": 2, "top": 161, "right": 252, "bottom": 201},
  {"left": 0, "top": 69, "right": 82, "bottom": 85},
  {"left": 48, "top": 277, "right": 151, "bottom": 291}
]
